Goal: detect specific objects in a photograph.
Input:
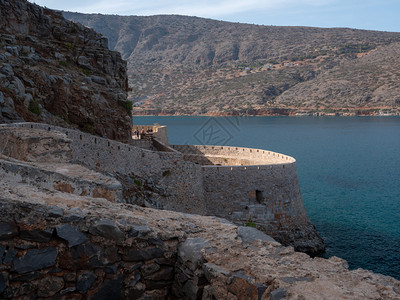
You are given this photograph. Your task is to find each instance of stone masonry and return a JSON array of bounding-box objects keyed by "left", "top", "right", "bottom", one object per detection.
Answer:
[
  {"left": 0, "top": 164, "right": 399, "bottom": 299},
  {"left": 0, "top": 124, "right": 399, "bottom": 299},
  {"left": 0, "top": 122, "right": 323, "bottom": 255}
]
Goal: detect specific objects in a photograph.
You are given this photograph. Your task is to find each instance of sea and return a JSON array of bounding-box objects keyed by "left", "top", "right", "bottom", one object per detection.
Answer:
[{"left": 134, "top": 116, "right": 400, "bottom": 280}]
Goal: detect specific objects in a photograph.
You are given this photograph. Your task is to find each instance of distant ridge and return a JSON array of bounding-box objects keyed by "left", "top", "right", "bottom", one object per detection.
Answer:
[{"left": 64, "top": 12, "right": 400, "bottom": 116}]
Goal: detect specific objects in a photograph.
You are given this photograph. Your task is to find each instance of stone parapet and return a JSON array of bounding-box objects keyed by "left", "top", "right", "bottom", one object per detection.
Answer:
[{"left": 172, "top": 144, "right": 295, "bottom": 165}]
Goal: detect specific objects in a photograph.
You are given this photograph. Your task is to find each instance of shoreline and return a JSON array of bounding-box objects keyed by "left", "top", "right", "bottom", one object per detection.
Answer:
[
  {"left": 132, "top": 107, "right": 400, "bottom": 117},
  {"left": 132, "top": 113, "right": 400, "bottom": 117}
]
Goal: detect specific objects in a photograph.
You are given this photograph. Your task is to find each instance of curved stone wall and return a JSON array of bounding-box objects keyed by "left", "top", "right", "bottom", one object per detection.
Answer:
[
  {"left": 171, "top": 145, "right": 323, "bottom": 253},
  {"left": 171, "top": 144, "right": 295, "bottom": 166},
  {"left": 0, "top": 123, "right": 323, "bottom": 253}
]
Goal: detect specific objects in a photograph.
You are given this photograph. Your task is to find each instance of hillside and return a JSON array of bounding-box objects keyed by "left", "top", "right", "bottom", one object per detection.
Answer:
[
  {"left": 0, "top": 0, "right": 132, "bottom": 141},
  {"left": 64, "top": 12, "right": 400, "bottom": 115},
  {"left": 276, "top": 42, "right": 400, "bottom": 113}
]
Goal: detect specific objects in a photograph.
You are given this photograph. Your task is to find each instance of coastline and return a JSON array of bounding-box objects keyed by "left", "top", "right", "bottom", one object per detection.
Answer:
[{"left": 132, "top": 107, "right": 400, "bottom": 117}]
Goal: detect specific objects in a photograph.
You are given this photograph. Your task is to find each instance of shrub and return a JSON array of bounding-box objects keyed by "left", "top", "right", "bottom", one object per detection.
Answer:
[
  {"left": 162, "top": 170, "right": 171, "bottom": 177},
  {"left": 134, "top": 179, "right": 142, "bottom": 187},
  {"left": 81, "top": 68, "right": 91, "bottom": 77},
  {"left": 65, "top": 42, "right": 74, "bottom": 50},
  {"left": 28, "top": 99, "right": 41, "bottom": 115},
  {"left": 245, "top": 222, "right": 257, "bottom": 228},
  {"left": 82, "top": 123, "right": 95, "bottom": 134},
  {"left": 124, "top": 100, "right": 133, "bottom": 114},
  {"left": 59, "top": 60, "right": 69, "bottom": 67}
]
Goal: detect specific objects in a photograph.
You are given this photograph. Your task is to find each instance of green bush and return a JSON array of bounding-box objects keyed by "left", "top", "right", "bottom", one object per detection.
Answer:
[
  {"left": 28, "top": 100, "right": 41, "bottom": 115},
  {"left": 82, "top": 123, "right": 95, "bottom": 134},
  {"left": 245, "top": 222, "right": 257, "bottom": 228},
  {"left": 65, "top": 42, "right": 74, "bottom": 50},
  {"left": 162, "top": 170, "right": 171, "bottom": 177},
  {"left": 125, "top": 100, "right": 133, "bottom": 114},
  {"left": 59, "top": 60, "right": 69, "bottom": 67},
  {"left": 81, "top": 68, "right": 91, "bottom": 77},
  {"left": 134, "top": 179, "right": 142, "bottom": 187}
]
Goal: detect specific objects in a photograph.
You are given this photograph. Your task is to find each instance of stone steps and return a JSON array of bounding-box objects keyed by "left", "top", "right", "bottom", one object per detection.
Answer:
[{"left": 0, "top": 158, "right": 123, "bottom": 203}]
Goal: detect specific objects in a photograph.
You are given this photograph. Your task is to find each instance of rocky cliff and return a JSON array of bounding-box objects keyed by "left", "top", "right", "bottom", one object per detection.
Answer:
[
  {"left": 64, "top": 12, "right": 400, "bottom": 115},
  {"left": 0, "top": 125, "right": 399, "bottom": 299},
  {"left": 0, "top": 0, "right": 131, "bottom": 140}
]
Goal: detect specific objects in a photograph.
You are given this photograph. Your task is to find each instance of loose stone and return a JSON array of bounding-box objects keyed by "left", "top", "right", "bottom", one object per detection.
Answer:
[
  {"left": 11, "top": 247, "right": 57, "bottom": 274},
  {"left": 56, "top": 224, "right": 88, "bottom": 247},
  {"left": 0, "top": 273, "right": 6, "bottom": 294},
  {"left": 89, "top": 219, "right": 125, "bottom": 242},
  {"left": 20, "top": 228, "right": 53, "bottom": 243},
  {"left": 91, "top": 277, "right": 125, "bottom": 300},
  {"left": 76, "top": 271, "right": 97, "bottom": 293},
  {"left": 123, "top": 247, "right": 164, "bottom": 262},
  {"left": 0, "top": 223, "right": 18, "bottom": 240}
]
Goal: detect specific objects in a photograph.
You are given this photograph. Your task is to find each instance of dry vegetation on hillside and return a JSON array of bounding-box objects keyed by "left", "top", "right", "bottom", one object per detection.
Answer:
[{"left": 64, "top": 12, "right": 400, "bottom": 115}]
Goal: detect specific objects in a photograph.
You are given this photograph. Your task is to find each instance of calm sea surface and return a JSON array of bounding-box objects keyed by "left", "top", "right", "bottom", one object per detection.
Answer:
[{"left": 134, "top": 116, "right": 400, "bottom": 279}]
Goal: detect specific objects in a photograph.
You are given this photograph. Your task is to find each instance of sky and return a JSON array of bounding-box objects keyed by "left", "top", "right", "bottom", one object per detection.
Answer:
[{"left": 29, "top": 0, "right": 400, "bottom": 32}]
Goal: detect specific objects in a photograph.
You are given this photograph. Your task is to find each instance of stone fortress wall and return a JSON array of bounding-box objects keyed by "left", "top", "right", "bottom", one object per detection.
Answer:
[
  {"left": 171, "top": 145, "right": 322, "bottom": 253},
  {"left": 172, "top": 144, "right": 295, "bottom": 166},
  {"left": 0, "top": 122, "right": 323, "bottom": 253},
  {"left": 1, "top": 124, "right": 399, "bottom": 299},
  {"left": 0, "top": 123, "right": 207, "bottom": 215}
]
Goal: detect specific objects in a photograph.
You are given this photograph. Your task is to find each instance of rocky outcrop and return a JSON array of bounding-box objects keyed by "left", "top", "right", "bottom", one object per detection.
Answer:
[
  {"left": 0, "top": 0, "right": 131, "bottom": 141},
  {"left": 1, "top": 163, "right": 400, "bottom": 299}
]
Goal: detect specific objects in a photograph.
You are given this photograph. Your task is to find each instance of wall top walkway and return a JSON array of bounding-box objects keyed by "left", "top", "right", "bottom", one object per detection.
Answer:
[
  {"left": 171, "top": 144, "right": 296, "bottom": 169},
  {"left": 0, "top": 123, "right": 297, "bottom": 171}
]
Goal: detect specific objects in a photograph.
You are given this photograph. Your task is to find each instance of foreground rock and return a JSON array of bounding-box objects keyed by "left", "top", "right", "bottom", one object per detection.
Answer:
[{"left": 0, "top": 177, "right": 399, "bottom": 299}]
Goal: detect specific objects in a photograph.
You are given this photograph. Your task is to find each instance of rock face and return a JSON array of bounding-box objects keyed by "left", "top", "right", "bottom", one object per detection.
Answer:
[
  {"left": 64, "top": 12, "right": 400, "bottom": 115},
  {"left": 0, "top": 127, "right": 124, "bottom": 203},
  {"left": 0, "top": 127, "right": 72, "bottom": 162},
  {"left": 1, "top": 169, "right": 400, "bottom": 299},
  {"left": 0, "top": 0, "right": 131, "bottom": 141}
]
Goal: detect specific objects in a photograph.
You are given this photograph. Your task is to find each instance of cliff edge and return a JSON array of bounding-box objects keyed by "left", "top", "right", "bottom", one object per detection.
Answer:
[{"left": 0, "top": 0, "right": 131, "bottom": 141}]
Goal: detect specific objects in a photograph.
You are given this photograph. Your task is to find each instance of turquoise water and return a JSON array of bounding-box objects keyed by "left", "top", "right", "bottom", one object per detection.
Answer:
[{"left": 134, "top": 116, "right": 400, "bottom": 279}]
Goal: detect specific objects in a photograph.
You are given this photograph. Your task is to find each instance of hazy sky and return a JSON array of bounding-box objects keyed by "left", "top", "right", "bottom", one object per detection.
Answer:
[{"left": 30, "top": 0, "right": 400, "bottom": 32}]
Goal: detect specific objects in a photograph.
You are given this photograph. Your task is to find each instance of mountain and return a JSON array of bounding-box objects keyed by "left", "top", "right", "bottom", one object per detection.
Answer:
[
  {"left": 0, "top": 0, "right": 132, "bottom": 141},
  {"left": 63, "top": 12, "right": 400, "bottom": 115}
]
